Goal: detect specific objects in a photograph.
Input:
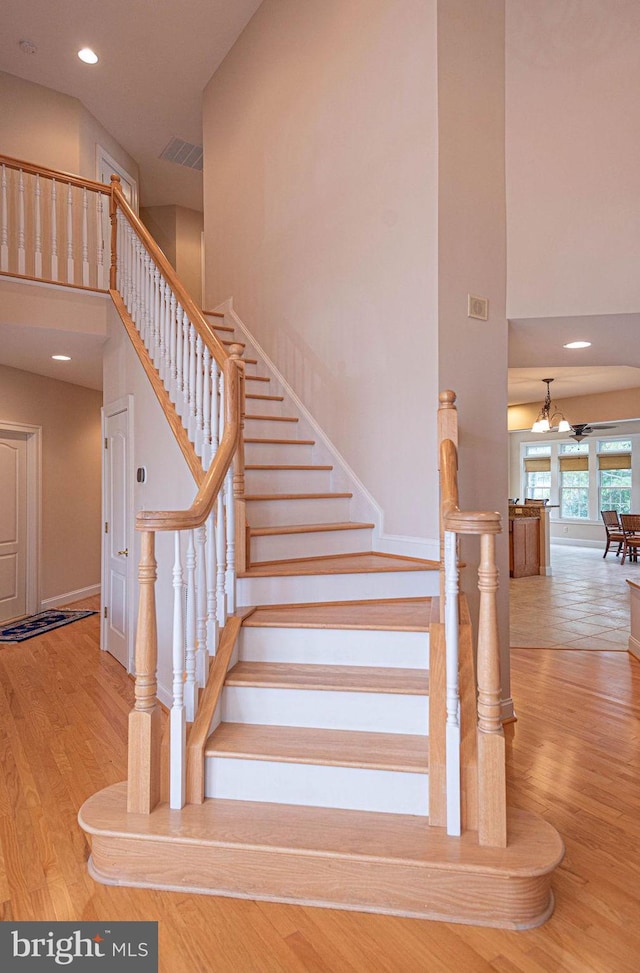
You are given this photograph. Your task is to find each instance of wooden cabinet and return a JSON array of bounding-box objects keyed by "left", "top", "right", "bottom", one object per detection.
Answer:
[{"left": 509, "top": 516, "right": 540, "bottom": 578}]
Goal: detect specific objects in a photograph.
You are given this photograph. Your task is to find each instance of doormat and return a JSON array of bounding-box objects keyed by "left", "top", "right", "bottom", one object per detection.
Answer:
[{"left": 0, "top": 609, "right": 97, "bottom": 643}]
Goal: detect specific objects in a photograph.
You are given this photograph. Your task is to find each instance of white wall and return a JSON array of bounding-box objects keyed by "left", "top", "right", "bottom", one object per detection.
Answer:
[
  {"left": 506, "top": 1, "right": 640, "bottom": 318},
  {"left": 203, "top": 0, "right": 440, "bottom": 544}
]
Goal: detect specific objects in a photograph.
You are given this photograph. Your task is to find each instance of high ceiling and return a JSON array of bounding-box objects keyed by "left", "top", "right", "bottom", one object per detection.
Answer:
[{"left": 0, "top": 0, "right": 263, "bottom": 211}]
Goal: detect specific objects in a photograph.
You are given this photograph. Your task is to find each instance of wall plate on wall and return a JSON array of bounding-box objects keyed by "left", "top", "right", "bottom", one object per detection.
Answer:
[{"left": 468, "top": 295, "right": 489, "bottom": 320}]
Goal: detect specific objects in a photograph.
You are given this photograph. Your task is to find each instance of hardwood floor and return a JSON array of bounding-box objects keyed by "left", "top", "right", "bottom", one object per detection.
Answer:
[{"left": 1, "top": 599, "right": 639, "bottom": 971}]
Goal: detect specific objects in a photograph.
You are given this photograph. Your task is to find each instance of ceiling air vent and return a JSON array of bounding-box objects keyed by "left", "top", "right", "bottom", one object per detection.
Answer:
[{"left": 159, "top": 138, "right": 203, "bottom": 171}]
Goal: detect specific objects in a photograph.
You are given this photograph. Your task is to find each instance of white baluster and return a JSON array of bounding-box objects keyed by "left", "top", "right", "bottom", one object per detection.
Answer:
[
  {"left": 147, "top": 254, "right": 156, "bottom": 360},
  {"left": 184, "top": 530, "right": 197, "bottom": 721},
  {"left": 168, "top": 284, "right": 178, "bottom": 402},
  {"left": 96, "top": 192, "right": 105, "bottom": 289},
  {"left": 202, "top": 344, "right": 212, "bottom": 469},
  {"left": 182, "top": 311, "right": 191, "bottom": 426},
  {"left": 175, "top": 301, "right": 184, "bottom": 416},
  {"left": 156, "top": 267, "right": 166, "bottom": 383},
  {"left": 66, "top": 182, "right": 74, "bottom": 283},
  {"left": 34, "top": 174, "right": 42, "bottom": 279},
  {"left": 195, "top": 525, "right": 209, "bottom": 686},
  {"left": 195, "top": 333, "right": 204, "bottom": 456},
  {"left": 0, "top": 165, "right": 8, "bottom": 271},
  {"left": 206, "top": 509, "right": 218, "bottom": 653},
  {"left": 50, "top": 179, "right": 58, "bottom": 280},
  {"left": 170, "top": 532, "right": 186, "bottom": 810},
  {"left": 17, "top": 169, "right": 25, "bottom": 275},
  {"left": 225, "top": 466, "right": 236, "bottom": 614},
  {"left": 82, "top": 186, "right": 89, "bottom": 285},
  {"left": 188, "top": 323, "right": 197, "bottom": 442},
  {"left": 210, "top": 361, "right": 220, "bottom": 457},
  {"left": 444, "top": 529, "right": 461, "bottom": 837},
  {"left": 216, "top": 493, "right": 227, "bottom": 626}
]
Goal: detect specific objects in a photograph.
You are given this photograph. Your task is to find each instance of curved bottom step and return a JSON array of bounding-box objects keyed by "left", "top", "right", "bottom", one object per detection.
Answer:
[{"left": 79, "top": 782, "right": 564, "bottom": 930}]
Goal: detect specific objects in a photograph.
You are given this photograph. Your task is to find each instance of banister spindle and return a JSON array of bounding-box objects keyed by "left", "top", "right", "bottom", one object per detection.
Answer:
[
  {"left": 96, "top": 192, "right": 105, "bottom": 289},
  {"left": 51, "top": 179, "right": 58, "bottom": 280},
  {"left": 66, "top": 182, "right": 74, "bottom": 283},
  {"left": 195, "top": 524, "right": 208, "bottom": 685},
  {"left": 206, "top": 509, "right": 218, "bottom": 653},
  {"left": 128, "top": 531, "right": 161, "bottom": 814},
  {"left": 170, "top": 532, "right": 186, "bottom": 809},
  {"left": 444, "top": 528, "right": 461, "bottom": 836},
  {"left": 109, "top": 175, "right": 120, "bottom": 290},
  {"left": 202, "top": 344, "right": 212, "bottom": 469},
  {"left": 184, "top": 530, "right": 197, "bottom": 721},
  {"left": 34, "top": 174, "right": 42, "bottom": 278},
  {"left": 216, "top": 492, "right": 227, "bottom": 626},
  {"left": 17, "top": 169, "right": 25, "bottom": 274},
  {"left": 168, "top": 285, "right": 178, "bottom": 402},
  {"left": 0, "top": 165, "right": 8, "bottom": 272},
  {"left": 82, "top": 186, "right": 89, "bottom": 285},
  {"left": 187, "top": 323, "right": 197, "bottom": 441},
  {"left": 476, "top": 529, "right": 507, "bottom": 847},
  {"left": 195, "top": 334, "right": 204, "bottom": 456}
]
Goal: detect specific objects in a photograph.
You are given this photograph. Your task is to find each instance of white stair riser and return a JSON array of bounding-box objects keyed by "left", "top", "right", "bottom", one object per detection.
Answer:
[
  {"left": 245, "top": 468, "right": 333, "bottom": 493},
  {"left": 205, "top": 757, "right": 429, "bottom": 816},
  {"left": 245, "top": 442, "right": 315, "bottom": 465},
  {"left": 237, "top": 569, "right": 439, "bottom": 607},
  {"left": 249, "top": 526, "right": 372, "bottom": 562},
  {"left": 244, "top": 397, "right": 286, "bottom": 416},
  {"left": 245, "top": 417, "right": 300, "bottom": 438},
  {"left": 240, "top": 627, "right": 430, "bottom": 669},
  {"left": 246, "top": 496, "right": 352, "bottom": 528},
  {"left": 221, "top": 687, "right": 429, "bottom": 735}
]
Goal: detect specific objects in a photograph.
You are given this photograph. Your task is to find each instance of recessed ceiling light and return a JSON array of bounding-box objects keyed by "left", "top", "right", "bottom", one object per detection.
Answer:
[
  {"left": 51, "top": 354, "right": 71, "bottom": 361},
  {"left": 563, "top": 340, "right": 591, "bottom": 349},
  {"left": 78, "top": 47, "right": 98, "bottom": 64}
]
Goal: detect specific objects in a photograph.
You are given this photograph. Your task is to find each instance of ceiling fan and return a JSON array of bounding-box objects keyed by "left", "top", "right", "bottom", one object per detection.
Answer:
[{"left": 569, "top": 422, "right": 618, "bottom": 442}]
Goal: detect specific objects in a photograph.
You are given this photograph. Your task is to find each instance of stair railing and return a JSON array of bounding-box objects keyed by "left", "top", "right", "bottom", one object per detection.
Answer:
[
  {"left": 0, "top": 153, "right": 248, "bottom": 814},
  {"left": 437, "top": 390, "right": 507, "bottom": 847},
  {"left": 0, "top": 154, "right": 111, "bottom": 290}
]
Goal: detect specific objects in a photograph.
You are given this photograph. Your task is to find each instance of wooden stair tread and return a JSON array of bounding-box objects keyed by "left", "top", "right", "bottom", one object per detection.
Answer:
[
  {"left": 242, "top": 597, "right": 431, "bottom": 631},
  {"left": 226, "top": 661, "right": 429, "bottom": 694},
  {"left": 205, "top": 723, "right": 429, "bottom": 773},
  {"left": 81, "top": 782, "right": 564, "bottom": 878},
  {"left": 239, "top": 552, "right": 438, "bottom": 576},
  {"left": 244, "top": 492, "right": 352, "bottom": 501},
  {"left": 244, "top": 437, "right": 315, "bottom": 446},
  {"left": 245, "top": 413, "right": 298, "bottom": 422},
  {"left": 245, "top": 464, "right": 333, "bottom": 471},
  {"left": 247, "top": 522, "right": 373, "bottom": 538}
]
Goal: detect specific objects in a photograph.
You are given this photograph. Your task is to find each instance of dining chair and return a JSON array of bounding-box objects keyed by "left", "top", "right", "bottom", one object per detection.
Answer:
[
  {"left": 620, "top": 513, "right": 640, "bottom": 565},
  {"left": 601, "top": 510, "right": 625, "bottom": 559}
]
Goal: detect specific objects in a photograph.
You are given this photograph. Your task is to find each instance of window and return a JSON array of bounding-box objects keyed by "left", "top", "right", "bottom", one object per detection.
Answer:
[
  {"left": 559, "top": 451, "right": 589, "bottom": 519},
  {"left": 598, "top": 443, "right": 631, "bottom": 514},
  {"left": 524, "top": 449, "right": 551, "bottom": 502}
]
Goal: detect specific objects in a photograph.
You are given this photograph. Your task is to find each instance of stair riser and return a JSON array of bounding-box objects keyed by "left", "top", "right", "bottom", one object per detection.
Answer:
[
  {"left": 244, "top": 418, "right": 300, "bottom": 438},
  {"left": 221, "top": 687, "right": 429, "bottom": 735},
  {"left": 246, "top": 496, "right": 352, "bottom": 528},
  {"left": 205, "top": 758, "right": 429, "bottom": 815},
  {"left": 245, "top": 442, "right": 315, "bottom": 465},
  {"left": 245, "top": 468, "right": 332, "bottom": 493},
  {"left": 239, "top": 627, "right": 430, "bottom": 669},
  {"left": 244, "top": 398, "right": 285, "bottom": 416},
  {"left": 237, "top": 569, "right": 439, "bottom": 607},
  {"left": 249, "top": 526, "right": 372, "bottom": 562}
]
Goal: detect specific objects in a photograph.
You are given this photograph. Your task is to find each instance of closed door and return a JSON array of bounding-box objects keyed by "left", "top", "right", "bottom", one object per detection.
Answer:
[
  {"left": 104, "top": 408, "right": 131, "bottom": 668},
  {"left": 0, "top": 433, "right": 28, "bottom": 624}
]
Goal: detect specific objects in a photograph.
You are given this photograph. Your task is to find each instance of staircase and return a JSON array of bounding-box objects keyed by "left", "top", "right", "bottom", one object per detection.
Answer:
[{"left": 0, "top": 154, "right": 562, "bottom": 930}]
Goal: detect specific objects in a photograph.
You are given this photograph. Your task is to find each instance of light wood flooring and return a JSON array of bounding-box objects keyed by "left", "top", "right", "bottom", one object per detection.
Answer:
[{"left": 1, "top": 595, "right": 640, "bottom": 970}]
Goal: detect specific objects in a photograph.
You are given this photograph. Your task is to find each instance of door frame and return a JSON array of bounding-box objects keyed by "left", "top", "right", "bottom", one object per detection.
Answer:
[
  {"left": 0, "top": 420, "right": 41, "bottom": 617},
  {"left": 101, "top": 395, "right": 135, "bottom": 671}
]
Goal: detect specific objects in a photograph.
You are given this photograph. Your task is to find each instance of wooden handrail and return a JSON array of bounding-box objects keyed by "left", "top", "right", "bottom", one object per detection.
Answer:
[
  {"left": 0, "top": 152, "right": 110, "bottom": 194},
  {"left": 135, "top": 354, "right": 242, "bottom": 532},
  {"left": 110, "top": 178, "right": 229, "bottom": 369},
  {"left": 440, "top": 439, "right": 501, "bottom": 535}
]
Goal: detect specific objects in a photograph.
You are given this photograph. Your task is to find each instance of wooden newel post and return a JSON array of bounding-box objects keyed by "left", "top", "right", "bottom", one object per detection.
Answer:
[
  {"left": 128, "top": 530, "right": 162, "bottom": 814},
  {"left": 476, "top": 530, "right": 507, "bottom": 847},
  {"left": 109, "top": 174, "right": 121, "bottom": 291},
  {"left": 228, "top": 343, "right": 248, "bottom": 573}
]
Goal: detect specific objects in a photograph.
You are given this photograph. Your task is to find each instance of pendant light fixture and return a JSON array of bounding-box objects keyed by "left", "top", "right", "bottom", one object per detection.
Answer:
[{"left": 531, "top": 378, "right": 572, "bottom": 434}]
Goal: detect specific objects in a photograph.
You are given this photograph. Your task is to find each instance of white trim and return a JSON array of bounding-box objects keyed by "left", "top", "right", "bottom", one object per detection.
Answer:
[
  {"left": 102, "top": 395, "right": 135, "bottom": 671},
  {"left": 41, "top": 583, "right": 101, "bottom": 609},
  {"left": 0, "top": 419, "right": 41, "bottom": 616},
  {"left": 376, "top": 531, "right": 440, "bottom": 561},
  {"left": 96, "top": 146, "right": 139, "bottom": 213},
  {"left": 0, "top": 274, "right": 111, "bottom": 299},
  {"left": 216, "top": 299, "right": 383, "bottom": 535},
  {"left": 550, "top": 537, "right": 602, "bottom": 549}
]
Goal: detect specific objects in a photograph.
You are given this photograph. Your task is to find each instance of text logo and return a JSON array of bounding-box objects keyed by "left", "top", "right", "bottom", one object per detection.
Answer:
[{"left": 0, "top": 922, "right": 158, "bottom": 970}]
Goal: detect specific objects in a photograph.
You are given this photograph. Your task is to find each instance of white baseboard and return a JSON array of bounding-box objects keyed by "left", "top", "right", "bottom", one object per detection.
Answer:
[
  {"left": 550, "top": 537, "right": 603, "bottom": 550},
  {"left": 376, "top": 531, "right": 439, "bottom": 562},
  {"left": 41, "top": 583, "right": 101, "bottom": 609}
]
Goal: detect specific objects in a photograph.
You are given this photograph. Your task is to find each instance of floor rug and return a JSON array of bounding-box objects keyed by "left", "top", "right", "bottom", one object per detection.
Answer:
[{"left": 0, "top": 609, "right": 97, "bottom": 643}]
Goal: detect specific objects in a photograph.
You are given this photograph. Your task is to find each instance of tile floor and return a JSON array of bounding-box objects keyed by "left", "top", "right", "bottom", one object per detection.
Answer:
[{"left": 509, "top": 543, "right": 637, "bottom": 650}]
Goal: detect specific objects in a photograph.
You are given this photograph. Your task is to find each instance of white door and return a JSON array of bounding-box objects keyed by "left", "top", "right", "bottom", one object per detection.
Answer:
[
  {"left": 103, "top": 407, "right": 131, "bottom": 668},
  {"left": 0, "top": 433, "right": 28, "bottom": 624}
]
